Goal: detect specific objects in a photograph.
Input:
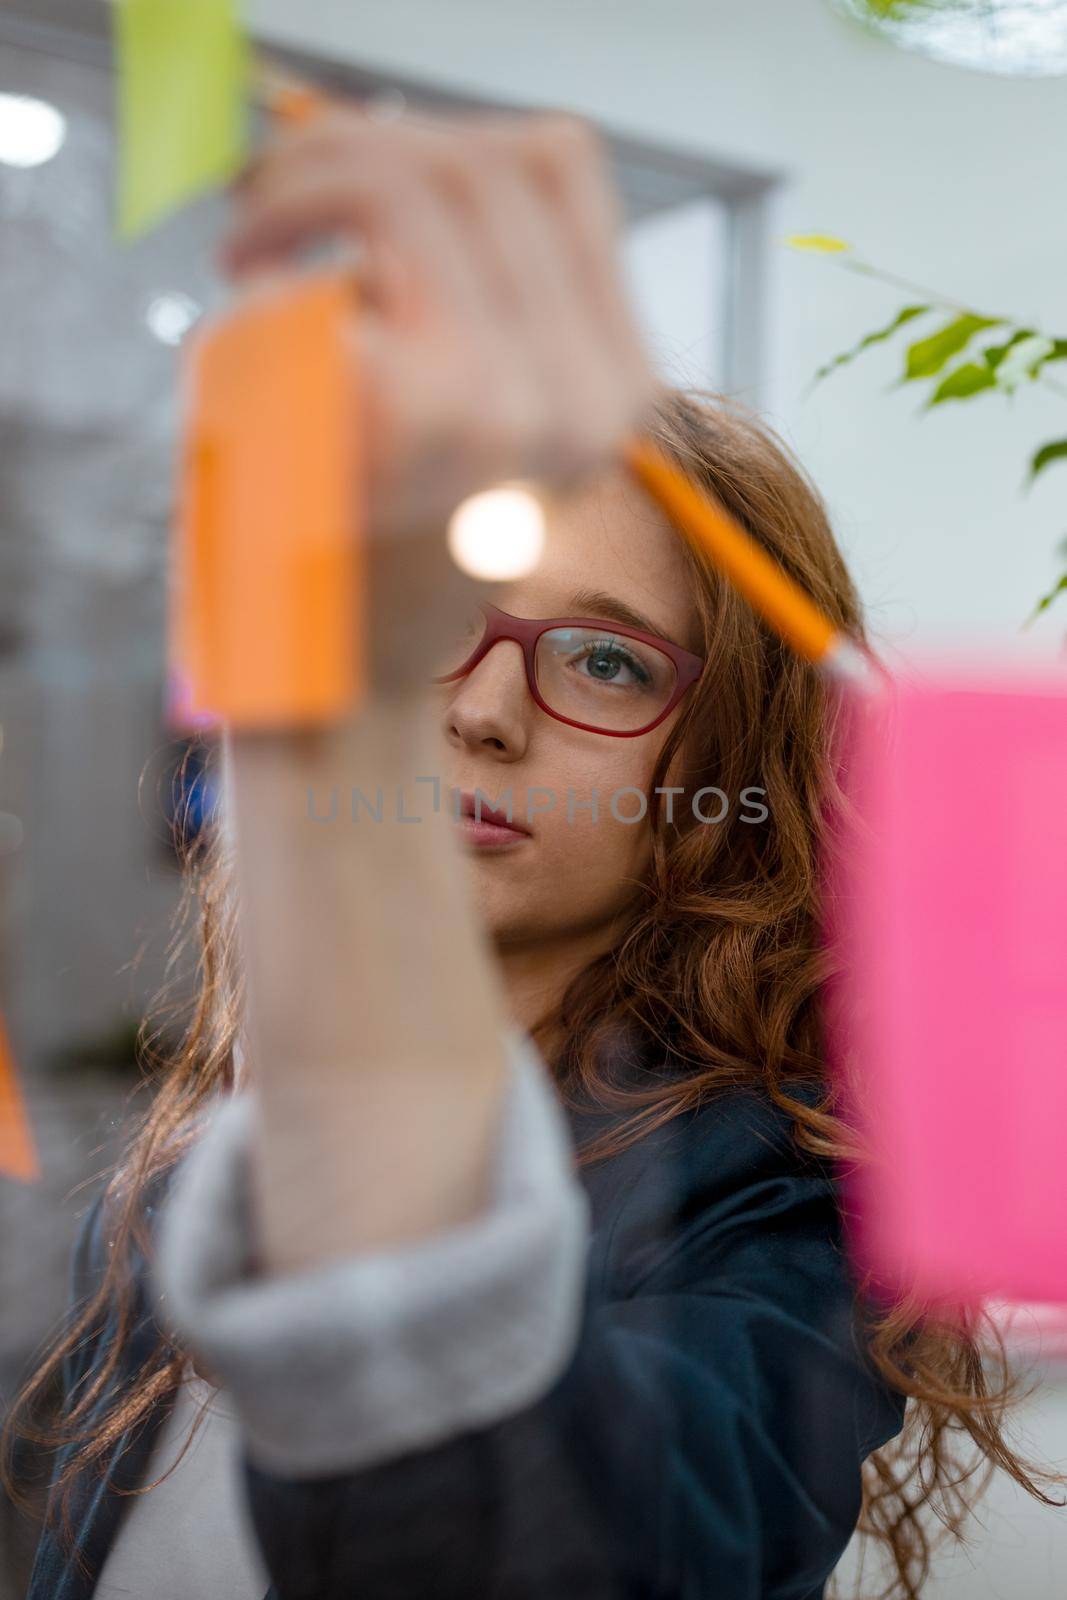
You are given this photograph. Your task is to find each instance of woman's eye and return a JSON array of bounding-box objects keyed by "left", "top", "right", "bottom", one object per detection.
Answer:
[{"left": 575, "top": 641, "right": 652, "bottom": 688}]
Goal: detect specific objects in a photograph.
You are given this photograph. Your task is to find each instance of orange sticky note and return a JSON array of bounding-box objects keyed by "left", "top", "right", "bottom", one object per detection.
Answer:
[
  {"left": 168, "top": 268, "right": 363, "bottom": 732},
  {"left": 0, "top": 1008, "right": 38, "bottom": 1184}
]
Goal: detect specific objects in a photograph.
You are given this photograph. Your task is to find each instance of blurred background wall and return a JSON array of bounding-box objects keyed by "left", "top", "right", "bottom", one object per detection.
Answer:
[
  {"left": 247, "top": 0, "right": 1067, "bottom": 657},
  {"left": 1, "top": 1, "right": 1065, "bottom": 1595}
]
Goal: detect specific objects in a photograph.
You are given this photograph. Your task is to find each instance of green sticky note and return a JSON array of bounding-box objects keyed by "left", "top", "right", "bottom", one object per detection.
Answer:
[{"left": 116, "top": 0, "right": 251, "bottom": 240}]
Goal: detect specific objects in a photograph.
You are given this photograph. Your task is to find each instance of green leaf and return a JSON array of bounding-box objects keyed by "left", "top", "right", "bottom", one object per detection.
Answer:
[
  {"left": 986, "top": 331, "right": 1067, "bottom": 389},
  {"left": 860, "top": 0, "right": 958, "bottom": 15},
  {"left": 1029, "top": 439, "right": 1067, "bottom": 482},
  {"left": 813, "top": 304, "right": 930, "bottom": 384},
  {"left": 928, "top": 362, "right": 997, "bottom": 405},
  {"left": 1024, "top": 571, "right": 1067, "bottom": 627},
  {"left": 983, "top": 330, "right": 1036, "bottom": 371},
  {"left": 903, "top": 314, "right": 1002, "bottom": 382},
  {"left": 994, "top": 334, "right": 1057, "bottom": 392},
  {"left": 784, "top": 233, "right": 851, "bottom": 254}
]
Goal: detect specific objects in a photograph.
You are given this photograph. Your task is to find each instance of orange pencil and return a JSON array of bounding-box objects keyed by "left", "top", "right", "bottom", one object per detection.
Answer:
[
  {"left": 625, "top": 439, "right": 874, "bottom": 684},
  {"left": 254, "top": 60, "right": 331, "bottom": 127}
]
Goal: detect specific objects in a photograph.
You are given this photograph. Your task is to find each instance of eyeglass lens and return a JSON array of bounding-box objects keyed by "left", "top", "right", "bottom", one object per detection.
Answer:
[{"left": 432, "top": 610, "right": 679, "bottom": 733}]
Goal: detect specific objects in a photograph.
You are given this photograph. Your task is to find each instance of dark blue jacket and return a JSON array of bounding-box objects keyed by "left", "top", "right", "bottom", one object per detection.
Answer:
[{"left": 24, "top": 1075, "right": 906, "bottom": 1600}]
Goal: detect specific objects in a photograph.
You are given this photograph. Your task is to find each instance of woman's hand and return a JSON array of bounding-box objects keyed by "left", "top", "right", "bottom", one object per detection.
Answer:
[{"left": 222, "top": 104, "right": 659, "bottom": 693}]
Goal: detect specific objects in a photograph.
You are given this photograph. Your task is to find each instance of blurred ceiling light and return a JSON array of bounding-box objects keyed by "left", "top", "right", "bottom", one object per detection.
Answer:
[
  {"left": 145, "top": 292, "right": 202, "bottom": 346},
  {"left": 447, "top": 484, "right": 546, "bottom": 581},
  {"left": 0, "top": 93, "right": 67, "bottom": 168},
  {"left": 834, "top": 0, "right": 1067, "bottom": 75}
]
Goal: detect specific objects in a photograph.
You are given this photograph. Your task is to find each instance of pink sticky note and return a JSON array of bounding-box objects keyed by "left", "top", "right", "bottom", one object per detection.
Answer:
[{"left": 823, "top": 659, "right": 1067, "bottom": 1307}]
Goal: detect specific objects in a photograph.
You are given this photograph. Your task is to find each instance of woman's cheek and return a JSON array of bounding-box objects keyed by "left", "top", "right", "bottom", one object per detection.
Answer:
[{"left": 544, "top": 784, "right": 653, "bottom": 906}]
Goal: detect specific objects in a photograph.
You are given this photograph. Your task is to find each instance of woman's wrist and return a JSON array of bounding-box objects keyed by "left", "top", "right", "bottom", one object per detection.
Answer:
[
  {"left": 222, "top": 666, "right": 506, "bottom": 1063},
  {"left": 225, "top": 684, "right": 441, "bottom": 801}
]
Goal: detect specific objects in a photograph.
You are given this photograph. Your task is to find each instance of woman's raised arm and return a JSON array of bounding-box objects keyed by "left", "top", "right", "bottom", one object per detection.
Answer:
[{"left": 214, "top": 106, "right": 657, "bottom": 1277}]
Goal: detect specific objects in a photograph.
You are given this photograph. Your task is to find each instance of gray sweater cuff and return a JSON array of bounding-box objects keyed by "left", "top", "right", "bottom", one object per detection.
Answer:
[{"left": 151, "top": 1028, "right": 591, "bottom": 1479}]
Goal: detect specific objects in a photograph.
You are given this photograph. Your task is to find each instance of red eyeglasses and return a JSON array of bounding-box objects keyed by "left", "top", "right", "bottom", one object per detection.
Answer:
[{"left": 431, "top": 603, "right": 705, "bottom": 737}]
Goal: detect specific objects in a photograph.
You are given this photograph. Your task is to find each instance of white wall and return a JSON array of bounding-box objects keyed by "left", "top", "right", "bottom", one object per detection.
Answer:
[
  {"left": 623, "top": 196, "right": 730, "bottom": 389},
  {"left": 248, "top": 0, "right": 1067, "bottom": 668},
  {"left": 242, "top": 3, "right": 1067, "bottom": 1592}
]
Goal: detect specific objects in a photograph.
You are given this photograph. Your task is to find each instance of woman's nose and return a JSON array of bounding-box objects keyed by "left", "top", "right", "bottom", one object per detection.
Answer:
[{"left": 442, "top": 640, "right": 531, "bottom": 755}]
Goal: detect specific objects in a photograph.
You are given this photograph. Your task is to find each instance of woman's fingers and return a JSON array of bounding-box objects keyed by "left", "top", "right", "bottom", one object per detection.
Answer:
[
  {"left": 462, "top": 119, "right": 656, "bottom": 465},
  {"left": 223, "top": 171, "right": 476, "bottom": 321},
  {"left": 451, "top": 162, "right": 628, "bottom": 478},
  {"left": 513, "top": 116, "right": 655, "bottom": 396},
  {"left": 224, "top": 108, "right": 638, "bottom": 354},
  {"left": 224, "top": 113, "right": 517, "bottom": 324},
  {"left": 221, "top": 101, "right": 658, "bottom": 540}
]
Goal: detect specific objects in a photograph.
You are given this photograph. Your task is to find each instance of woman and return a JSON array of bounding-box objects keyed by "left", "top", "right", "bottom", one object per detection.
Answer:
[{"left": 2, "top": 105, "right": 1058, "bottom": 1600}]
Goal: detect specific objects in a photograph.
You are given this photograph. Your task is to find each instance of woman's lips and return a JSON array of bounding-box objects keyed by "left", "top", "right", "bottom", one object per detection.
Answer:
[
  {"left": 459, "top": 816, "right": 530, "bottom": 848},
  {"left": 456, "top": 790, "right": 531, "bottom": 848}
]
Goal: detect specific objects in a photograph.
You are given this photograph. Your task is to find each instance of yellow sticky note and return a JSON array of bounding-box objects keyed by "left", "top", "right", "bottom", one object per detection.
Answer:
[{"left": 115, "top": 0, "right": 251, "bottom": 239}]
